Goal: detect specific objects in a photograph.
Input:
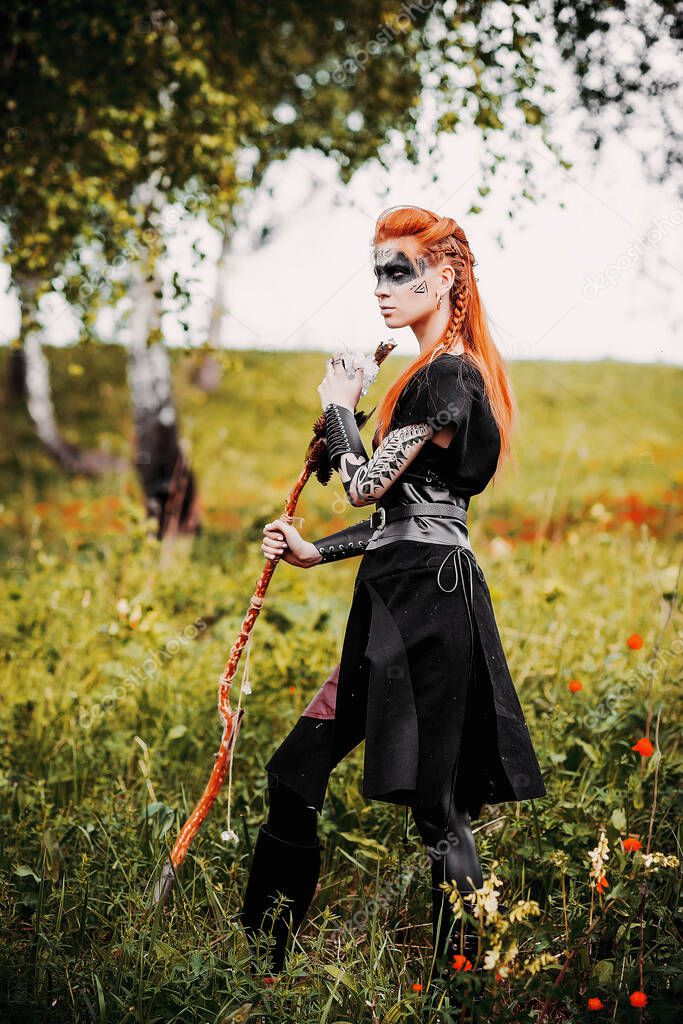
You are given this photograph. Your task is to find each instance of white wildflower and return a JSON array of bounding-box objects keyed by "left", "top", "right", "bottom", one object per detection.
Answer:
[
  {"left": 509, "top": 899, "right": 541, "bottom": 923},
  {"left": 524, "top": 952, "right": 561, "bottom": 976},
  {"left": 588, "top": 828, "right": 610, "bottom": 887},
  {"left": 642, "top": 852, "right": 680, "bottom": 873},
  {"left": 549, "top": 849, "right": 569, "bottom": 872},
  {"left": 483, "top": 948, "right": 500, "bottom": 970}
]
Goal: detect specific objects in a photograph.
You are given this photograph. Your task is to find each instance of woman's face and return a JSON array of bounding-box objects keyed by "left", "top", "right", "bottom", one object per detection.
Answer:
[{"left": 372, "top": 236, "right": 447, "bottom": 328}]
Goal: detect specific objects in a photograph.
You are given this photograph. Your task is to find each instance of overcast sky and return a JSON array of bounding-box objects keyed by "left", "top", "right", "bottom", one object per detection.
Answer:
[
  {"left": 2, "top": 51, "right": 681, "bottom": 366},
  {"left": 204, "top": 126, "right": 683, "bottom": 366}
]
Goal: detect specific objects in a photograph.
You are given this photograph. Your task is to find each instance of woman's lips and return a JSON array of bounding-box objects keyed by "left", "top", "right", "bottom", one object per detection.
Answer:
[{"left": 380, "top": 307, "right": 395, "bottom": 314}]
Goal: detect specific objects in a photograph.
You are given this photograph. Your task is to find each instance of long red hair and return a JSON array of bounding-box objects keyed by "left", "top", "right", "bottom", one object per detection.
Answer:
[{"left": 372, "top": 206, "right": 516, "bottom": 481}]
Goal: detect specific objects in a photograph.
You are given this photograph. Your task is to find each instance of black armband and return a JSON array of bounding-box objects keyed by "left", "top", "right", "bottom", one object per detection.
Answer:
[
  {"left": 311, "top": 517, "right": 375, "bottom": 564},
  {"left": 323, "top": 403, "right": 369, "bottom": 469}
]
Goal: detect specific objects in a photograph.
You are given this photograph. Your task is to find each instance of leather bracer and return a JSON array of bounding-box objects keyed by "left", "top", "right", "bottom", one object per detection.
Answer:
[
  {"left": 323, "top": 403, "right": 369, "bottom": 469},
  {"left": 311, "top": 517, "right": 375, "bottom": 564}
]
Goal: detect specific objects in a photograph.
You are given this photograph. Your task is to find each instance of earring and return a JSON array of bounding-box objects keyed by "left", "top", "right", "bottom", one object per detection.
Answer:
[{"left": 436, "top": 294, "right": 442, "bottom": 310}]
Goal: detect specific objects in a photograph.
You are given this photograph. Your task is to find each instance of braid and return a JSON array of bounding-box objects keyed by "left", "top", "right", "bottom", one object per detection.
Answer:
[
  {"left": 437, "top": 239, "right": 474, "bottom": 355},
  {"left": 373, "top": 204, "right": 514, "bottom": 471},
  {"left": 445, "top": 281, "right": 469, "bottom": 346}
]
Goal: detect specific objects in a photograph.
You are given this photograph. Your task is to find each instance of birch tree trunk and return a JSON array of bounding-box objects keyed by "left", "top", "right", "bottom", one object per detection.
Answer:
[
  {"left": 127, "top": 263, "right": 200, "bottom": 538},
  {"left": 16, "top": 272, "right": 125, "bottom": 475},
  {"left": 206, "top": 217, "right": 232, "bottom": 350}
]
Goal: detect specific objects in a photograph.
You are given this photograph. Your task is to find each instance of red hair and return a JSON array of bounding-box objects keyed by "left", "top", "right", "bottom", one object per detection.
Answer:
[{"left": 372, "top": 206, "right": 516, "bottom": 481}]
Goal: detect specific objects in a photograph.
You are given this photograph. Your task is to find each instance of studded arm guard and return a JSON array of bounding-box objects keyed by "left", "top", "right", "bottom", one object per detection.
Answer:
[
  {"left": 310, "top": 517, "right": 375, "bottom": 564},
  {"left": 323, "top": 403, "right": 369, "bottom": 468}
]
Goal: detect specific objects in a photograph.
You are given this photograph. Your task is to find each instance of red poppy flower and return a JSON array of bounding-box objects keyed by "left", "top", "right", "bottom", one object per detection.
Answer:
[
  {"left": 629, "top": 990, "right": 647, "bottom": 1008},
  {"left": 412, "top": 982, "right": 423, "bottom": 991},
  {"left": 263, "top": 976, "right": 276, "bottom": 985},
  {"left": 596, "top": 875, "right": 609, "bottom": 894},
  {"left": 627, "top": 634, "right": 643, "bottom": 649},
  {"left": 288, "top": 685, "right": 297, "bottom": 694},
  {"left": 451, "top": 954, "right": 473, "bottom": 971},
  {"left": 587, "top": 997, "right": 604, "bottom": 1011},
  {"left": 631, "top": 737, "right": 654, "bottom": 757},
  {"left": 622, "top": 837, "right": 642, "bottom": 852},
  {"left": 568, "top": 679, "right": 583, "bottom": 693}
]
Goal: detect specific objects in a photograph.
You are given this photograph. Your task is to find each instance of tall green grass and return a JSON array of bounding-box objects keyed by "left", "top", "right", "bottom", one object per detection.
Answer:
[{"left": 0, "top": 346, "right": 681, "bottom": 1022}]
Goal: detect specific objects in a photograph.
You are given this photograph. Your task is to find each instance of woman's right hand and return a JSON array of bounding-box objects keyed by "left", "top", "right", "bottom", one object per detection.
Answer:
[{"left": 262, "top": 517, "right": 322, "bottom": 568}]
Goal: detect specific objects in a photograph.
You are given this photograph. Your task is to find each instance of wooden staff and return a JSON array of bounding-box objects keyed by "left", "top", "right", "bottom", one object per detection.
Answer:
[{"left": 153, "top": 341, "right": 396, "bottom": 908}]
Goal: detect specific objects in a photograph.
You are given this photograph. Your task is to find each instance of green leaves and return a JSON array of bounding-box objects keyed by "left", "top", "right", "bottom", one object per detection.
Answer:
[
  {"left": 13, "top": 864, "right": 41, "bottom": 883},
  {"left": 0, "top": 349, "right": 681, "bottom": 1018},
  {"left": 337, "top": 831, "right": 389, "bottom": 858},
  {"left": 323, "top": 963, "right": 359, "bottom": 992},
  {"left": 591, "top": 959, "right": 614, "bottom": 984},
  {"left": 40, "top": 826, "right": 63, "bottom": 883},
  {"left": 165, "top": 724, "right": 188, "bottom": 742},
  {"left": 610, "top": 807, "right": 627, "bottom": 832}
]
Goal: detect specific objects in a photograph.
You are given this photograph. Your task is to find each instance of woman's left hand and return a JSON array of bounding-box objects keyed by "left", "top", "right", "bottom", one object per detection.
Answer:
[{"left": 318, "top": 354, "right": 364, "bottom": 412}]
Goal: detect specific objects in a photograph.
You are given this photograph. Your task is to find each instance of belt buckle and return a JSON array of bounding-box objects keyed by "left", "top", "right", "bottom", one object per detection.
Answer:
[{"left": 370, "top": 507, "right": 386, "bottom": 531}]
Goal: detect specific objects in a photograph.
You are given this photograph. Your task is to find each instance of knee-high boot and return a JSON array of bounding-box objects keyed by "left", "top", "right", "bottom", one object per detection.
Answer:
[
  {"left": 426, "top": 807, "right": 482, "bottom": 969},
  {"left": 431, "top": 860, "right": 508, "bottom": 971},
  {"left": 430, "top": 861, "right": 478, "bottom": 967},
  {"left": 239, "top": 823, "right": 322, "bottom": 974}
]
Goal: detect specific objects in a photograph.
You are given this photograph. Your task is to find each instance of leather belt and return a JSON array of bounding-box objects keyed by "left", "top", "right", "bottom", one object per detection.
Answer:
[{"left": 369, "top": 499, "right": 468, "bottom": 531}]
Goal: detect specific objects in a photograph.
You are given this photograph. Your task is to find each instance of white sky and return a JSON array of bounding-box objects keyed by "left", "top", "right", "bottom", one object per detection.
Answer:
[
  {"left": 2, "top": 48, "right": 681, "bottom": 366},
  {"left": 203, "top": 129, "right": 683, "bottom": 365}
]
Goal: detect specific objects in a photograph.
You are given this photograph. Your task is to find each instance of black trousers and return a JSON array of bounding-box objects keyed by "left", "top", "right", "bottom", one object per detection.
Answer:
[
  {"left": 263, "top": 598, "right": 493, "bottom": 899},
  {"left": 256, "top": 634, "right": 489, "bottom": 961},
  {"left": 265, "top": 728, "right": 484, "bottom": 900}
]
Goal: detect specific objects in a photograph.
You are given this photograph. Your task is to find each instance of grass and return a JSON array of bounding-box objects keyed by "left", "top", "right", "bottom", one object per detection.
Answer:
[{"left": 0, "top": 344, "right": 681, "bottom": 1022}]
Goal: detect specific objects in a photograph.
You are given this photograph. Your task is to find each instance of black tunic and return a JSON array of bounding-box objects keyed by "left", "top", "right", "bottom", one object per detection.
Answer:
[{"left": 265, "top": 354, "right": 547, "bottom": 820}]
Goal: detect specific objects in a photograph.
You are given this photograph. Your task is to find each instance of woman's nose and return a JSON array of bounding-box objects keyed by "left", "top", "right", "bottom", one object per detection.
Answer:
[{"left": 374, "top": 279, "right": 390, "bottom": 298}]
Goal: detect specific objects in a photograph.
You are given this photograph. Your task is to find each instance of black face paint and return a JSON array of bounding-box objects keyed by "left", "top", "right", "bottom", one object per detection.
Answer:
[{"left": 373, "top": 248, "right": 422, "bottom": 290}]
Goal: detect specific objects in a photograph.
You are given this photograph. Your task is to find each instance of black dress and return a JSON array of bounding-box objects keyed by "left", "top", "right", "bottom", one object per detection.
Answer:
[{"left": 265, "top": 354, "right": 547, "bottom": 820}]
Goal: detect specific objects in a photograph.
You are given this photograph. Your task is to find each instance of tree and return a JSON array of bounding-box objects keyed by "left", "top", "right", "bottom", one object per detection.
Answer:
[
  {"left": 2, "top": 1, "right": 679, "bottom": 529},
  {"left": 549, "top": 0, "right": 682, "bottom": 188}
]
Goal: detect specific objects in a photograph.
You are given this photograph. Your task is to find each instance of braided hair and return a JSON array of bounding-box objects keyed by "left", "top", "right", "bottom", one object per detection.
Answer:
[{"left": 371, "top": 206, "right": 515, "bottom": 477}]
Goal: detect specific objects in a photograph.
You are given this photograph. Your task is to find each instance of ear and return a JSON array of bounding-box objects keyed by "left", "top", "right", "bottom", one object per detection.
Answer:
[{"left": 438, "top": 262, "right": 456, "bottom": 293}]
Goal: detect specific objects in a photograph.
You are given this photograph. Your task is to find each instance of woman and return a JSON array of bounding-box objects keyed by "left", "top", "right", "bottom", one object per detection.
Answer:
[{"left": 239, "top": 206, "right": 547, "bottom": 976}]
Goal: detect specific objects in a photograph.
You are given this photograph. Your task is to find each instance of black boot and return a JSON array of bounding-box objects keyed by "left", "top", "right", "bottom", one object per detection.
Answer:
[
  {"left": 431, "top": 884, "right": 474, "bottom": 960},
  {"left": 239, "top": 824, "right": 322, "bottom": 975}
]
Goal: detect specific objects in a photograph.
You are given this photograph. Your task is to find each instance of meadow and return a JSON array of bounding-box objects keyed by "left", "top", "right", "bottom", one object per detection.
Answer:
[{"left": 0, "top": 345, "right": 681, "bottom": 1023}]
